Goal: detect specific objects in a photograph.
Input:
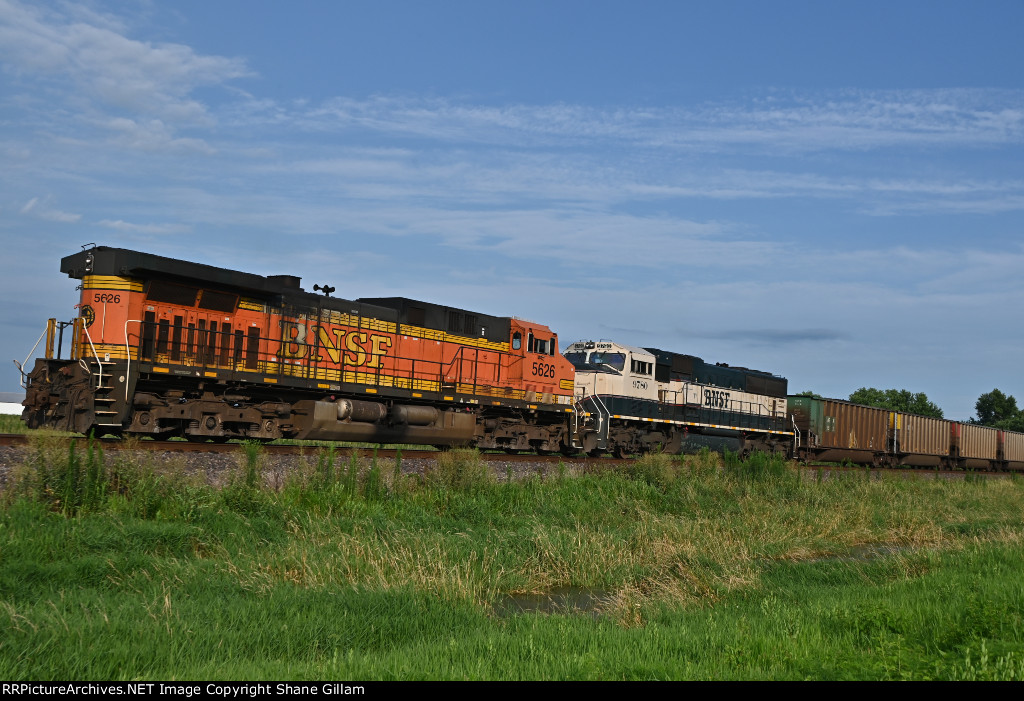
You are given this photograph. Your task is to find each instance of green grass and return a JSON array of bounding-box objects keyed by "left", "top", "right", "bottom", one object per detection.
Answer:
[
  {"left": 0, "top": 414, "right": 28, "bottom": 434},
  {"left": 2, "top": 439, "right": 1024, "bottom": 679}
]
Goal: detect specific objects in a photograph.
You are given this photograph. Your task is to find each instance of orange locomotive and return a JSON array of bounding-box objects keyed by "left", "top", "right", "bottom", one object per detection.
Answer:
[{"left": 21, "top": 246, "right": 577, "bottom": 450}]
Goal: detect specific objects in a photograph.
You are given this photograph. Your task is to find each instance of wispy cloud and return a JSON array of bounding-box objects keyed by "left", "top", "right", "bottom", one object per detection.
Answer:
[
  {"left": 102, "top": 117, "right": 215, "bottom": 153},
  {"left": 242, "top": 90, "right": 1024, "bottom": 154},
  {"left": 37, "top": 208, "right": 81, "bottom": 223},
  {"left": 16, "top": 195, "right": 79, "bottom": 222},
  {"left": 0, "top": 0, "right": 251, "bottom": 126},
  {"left": 97, "top": 219, "right": 190, "bottom": 235},
  {"left": 690, "top": 328, "right": 848, "bottom": 345}
]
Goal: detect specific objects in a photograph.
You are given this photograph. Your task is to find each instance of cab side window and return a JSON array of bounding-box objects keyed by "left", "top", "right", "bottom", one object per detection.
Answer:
[{"left": 630, "top": 359, "right": 652, "bottom": 375}]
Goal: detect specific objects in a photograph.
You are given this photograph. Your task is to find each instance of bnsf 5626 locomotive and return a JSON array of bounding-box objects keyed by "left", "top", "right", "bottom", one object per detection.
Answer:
[
  {"left": 19, "top": 246, "right": 796, "bottom": 457},
  {"left": 20, "top": 246, "right": 578, "bottom": 451}
]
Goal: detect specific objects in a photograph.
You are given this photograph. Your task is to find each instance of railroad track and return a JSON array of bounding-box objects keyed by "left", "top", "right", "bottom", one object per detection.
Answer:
[
  {"left": 0, "top": 433, "right": 618, "bottom": 464},
  {"left": 0, "top": 434, "right": 1009, "bottom": 477}
]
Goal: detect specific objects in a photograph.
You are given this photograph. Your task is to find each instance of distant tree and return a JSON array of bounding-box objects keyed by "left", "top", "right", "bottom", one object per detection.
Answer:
[
  {"left": 973, "top": 389, "right": 1020, "bottom": 427},
  {"left": 848, "top": 387, "right": 886, "bottom": 408},
  {"left": 996, "top": 413, "right": 1024, "bottom": 432},
  {"left": 848, "top": 387, "right": 943, "bottom": 418},
  {"left": 794, "top": 390, "right": 822, "bottom": 399}
]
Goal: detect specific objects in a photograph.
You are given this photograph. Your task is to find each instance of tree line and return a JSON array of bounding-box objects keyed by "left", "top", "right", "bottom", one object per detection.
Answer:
[{"left": 794, "top": 388, "right": 1024, "bottom": 430}]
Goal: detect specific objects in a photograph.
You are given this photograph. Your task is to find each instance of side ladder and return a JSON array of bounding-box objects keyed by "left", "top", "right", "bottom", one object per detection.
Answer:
[{"left": 571, "top": 389, "right": 610, "bottom": 451}]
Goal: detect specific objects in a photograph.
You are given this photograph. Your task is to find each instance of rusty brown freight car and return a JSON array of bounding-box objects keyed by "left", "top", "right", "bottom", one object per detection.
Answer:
[
  {"left": 789, "top": 397, "right": 890, "bottom": 464},
  {"left": 955, "top": 423, "right": 999, "bottom": 469},
  {"left": 894, "top": 414, "right": 952, "bottom": 467},
  {"left": 1001, "top": 430, "right": 1024, "bottom": 471}
]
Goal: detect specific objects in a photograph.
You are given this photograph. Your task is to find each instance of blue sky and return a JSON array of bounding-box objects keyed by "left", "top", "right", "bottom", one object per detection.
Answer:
[{"left": 2, "top": 0, "right": 1023, "bottom": 420}]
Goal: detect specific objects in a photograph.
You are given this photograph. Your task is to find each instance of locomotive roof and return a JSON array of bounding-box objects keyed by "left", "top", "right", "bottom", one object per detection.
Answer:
[
  {"left": 62, "top": 246, "right": 402, "bottom": 321},
  {"left": 61, "top": 247, "right": 512, "bottom": 343},
  {"left": 644, "top": 346, "right": 784, "bottom": 380},
  {"left": 61, "top": 246, "right": 304, "bottom": 299},
  {"left": 358, "top": 297, "right": 511, "bottom": 344}
]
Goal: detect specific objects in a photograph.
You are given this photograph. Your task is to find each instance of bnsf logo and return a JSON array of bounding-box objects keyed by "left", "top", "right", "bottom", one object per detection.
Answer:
[
  {"left": 704, "top": 389, "right": 730, "bottom": 408},
  {"left": 278, "top": 322, "right": 392, "bottom": 368}
]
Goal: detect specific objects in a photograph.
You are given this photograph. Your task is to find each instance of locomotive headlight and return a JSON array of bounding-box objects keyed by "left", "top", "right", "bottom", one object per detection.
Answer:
[{"left": 84, "top": 252, "right": 93, "bottom": 273}]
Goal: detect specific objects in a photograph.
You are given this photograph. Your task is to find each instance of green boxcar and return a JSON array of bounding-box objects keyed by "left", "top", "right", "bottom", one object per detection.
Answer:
[{"left": 789, "top": 396, "right": 890, "bottom": 464}]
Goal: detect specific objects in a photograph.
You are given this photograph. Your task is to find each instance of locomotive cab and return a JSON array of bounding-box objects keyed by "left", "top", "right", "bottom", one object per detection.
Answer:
[
  {"left": 508, "top": 319, "right": 574, "bottom": 404},
  {"left": 566, "top": 340, "right": 658, "bottom": 403}
]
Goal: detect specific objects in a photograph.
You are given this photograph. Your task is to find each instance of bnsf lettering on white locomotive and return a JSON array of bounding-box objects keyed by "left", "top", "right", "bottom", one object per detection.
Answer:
[{"left": 704, "top": 389, "right": 730, "bottom": 408}]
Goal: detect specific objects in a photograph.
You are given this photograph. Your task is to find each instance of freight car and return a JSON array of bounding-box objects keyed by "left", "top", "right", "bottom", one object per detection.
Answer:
[
  {"left": 19, "top": 246, "right": 579, "bottom": 452},
  {"left": 789, "top": 396, "right": 1024, "bottom": 471}
]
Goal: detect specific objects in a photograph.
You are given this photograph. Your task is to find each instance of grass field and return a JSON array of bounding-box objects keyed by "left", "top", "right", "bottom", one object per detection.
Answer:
[
  {"left": 0, "top": 414, "right": 30, "bottom": 434},
  {"left": 1, "top": 433, "right": 1023, "bottom": 680}
]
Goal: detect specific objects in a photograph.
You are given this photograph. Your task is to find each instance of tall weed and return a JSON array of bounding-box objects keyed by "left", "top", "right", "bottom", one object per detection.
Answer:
[
  {"left": 14, "top": 433, "right": 107, "bottom": 515},
  {"left": 951, "top": 640, "right": 1024, "bottom": 681},
  {"left": 426, "top": 449, "right": 491, "bottom": 492},
  {"left": 684, "top": 446, "right": 720, "bottom": 475},
  {"left": 724, "top": 449, "right": 789, "bottom": 480},
  {"left": 221, "top": 442, "right": 275, "bottom": 517},
  {"left": 621, "top": 452, "right": 676, "bottom": 489}
]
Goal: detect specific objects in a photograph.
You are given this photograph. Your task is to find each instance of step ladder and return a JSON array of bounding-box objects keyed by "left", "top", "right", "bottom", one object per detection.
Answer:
[
  {"left": 571, "top": 390, "right": 609, "bottom": 451},
  {"left": 87, "top": 358, "right": 123, "bottom": 428}
]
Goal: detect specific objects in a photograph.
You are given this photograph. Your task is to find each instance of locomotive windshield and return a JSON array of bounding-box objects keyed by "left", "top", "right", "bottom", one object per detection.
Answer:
[
  {"left": 564, "top": 352, "right": 588, "bottom": 368},
  {"left": 588, "top": 352, "right": 626, "bottom": 371}
]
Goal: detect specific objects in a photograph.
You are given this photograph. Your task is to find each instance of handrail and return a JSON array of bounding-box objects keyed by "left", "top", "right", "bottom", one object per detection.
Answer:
[
  {"left": 589, "top": 392, "right": 611, "bottom": 448},
  {"left": 80, "top": 323, "right": 104, "bottom": 390},
  {"left": 123, "top": 319, "right": 146, "bottom": 401},
  {"left": 15, "top": 325, "right": 50, "bottom": 389}
]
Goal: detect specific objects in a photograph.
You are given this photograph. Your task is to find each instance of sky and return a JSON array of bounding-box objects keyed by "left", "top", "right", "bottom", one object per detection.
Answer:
[{"left": 1, "top": 0, "right": 1023, "bottom": 421}]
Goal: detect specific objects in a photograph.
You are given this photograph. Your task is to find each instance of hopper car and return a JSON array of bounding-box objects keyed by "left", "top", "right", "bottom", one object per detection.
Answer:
[{"left": 789, "top": 396, "right": 1024, "bottom": 471}]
